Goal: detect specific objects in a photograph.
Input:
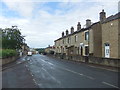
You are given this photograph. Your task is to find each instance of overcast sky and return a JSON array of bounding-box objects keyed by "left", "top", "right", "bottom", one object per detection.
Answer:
[{"left": 0, "top": 0, "right": 119, "bottom": 48}]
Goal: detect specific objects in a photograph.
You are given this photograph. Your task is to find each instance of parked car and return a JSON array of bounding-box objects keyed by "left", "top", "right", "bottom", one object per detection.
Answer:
[{"left": 27, "top": 51, "right": 32, "bottom": 56}]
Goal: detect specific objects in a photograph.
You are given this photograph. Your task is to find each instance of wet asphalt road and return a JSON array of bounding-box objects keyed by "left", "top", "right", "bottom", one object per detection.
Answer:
[{"left": 2, "top": 54, "right": 119, "bottom": 88}]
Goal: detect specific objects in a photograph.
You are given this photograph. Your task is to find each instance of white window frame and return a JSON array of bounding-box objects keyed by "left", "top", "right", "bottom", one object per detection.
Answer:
[
  {"left": 75, "top": 35, "right": 78, "bottom": 42},
  {"left": 85, "top": 31, "right": 89, "bottom": 41}
]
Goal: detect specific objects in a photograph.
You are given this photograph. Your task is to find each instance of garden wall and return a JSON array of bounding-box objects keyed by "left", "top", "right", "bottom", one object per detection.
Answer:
[
  {"left": 1, "top": 56, "right": 18, "bottom": 66},
  {"left": 55, "top": 54, "right": 120, "bottom": 67}
]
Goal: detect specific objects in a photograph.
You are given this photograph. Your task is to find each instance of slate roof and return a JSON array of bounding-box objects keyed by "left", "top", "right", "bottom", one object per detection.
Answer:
[
  {"left": 54, "top": 12, "right": 120, "bottom": 42},
  {"left": 54, "top": 22, "right": 99, "bottom": 42},
  {"left": 103, "top": 12, "right": 120, "bottom": 23}
]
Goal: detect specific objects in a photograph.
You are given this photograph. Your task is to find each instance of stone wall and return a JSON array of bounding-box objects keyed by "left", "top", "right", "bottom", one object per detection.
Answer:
[
  {"left": 89, "top": 56, "right": 120, "bottom": 67},
  {"left": 102, "top": 19, "right": 119, "bottom": 58},
  {"left": 55, "top": 54, "right": 120, "bottom": 67},
  {"left": 1, "top": 56, "right": 18, "bottom": 66},
  {"left": 118, "top": 19, "right": 120, "bottom": 58},
  {"left": 92, "top": 22, "right": 102, "bottom": 57}
]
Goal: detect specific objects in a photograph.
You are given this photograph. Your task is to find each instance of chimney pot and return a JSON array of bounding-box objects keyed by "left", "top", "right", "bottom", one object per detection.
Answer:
[
  {"left": 77, "top": 22, "right": 81, "bottom": 30},
  {"left": 66, "top": 29, "right": 69, "bottom": 35},
  {"left": 62, "top": 32, "right": 64, "bottom": 37},
  {"left": 86, "top": 19, "right": 91, "bottom": 27},
  {"left": 71, "top": 26, "right": 74, "bottom": 33},
  {"left": 100, "top": 9, "right": 106, "bottom": 22}
]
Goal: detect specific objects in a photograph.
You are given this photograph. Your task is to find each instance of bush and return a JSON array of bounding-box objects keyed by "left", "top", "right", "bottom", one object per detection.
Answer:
[{"left": 0, "top": 49, "right": 17, "bottom": 59}]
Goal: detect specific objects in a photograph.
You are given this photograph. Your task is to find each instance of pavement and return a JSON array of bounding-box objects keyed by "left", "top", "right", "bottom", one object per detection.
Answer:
[
  {"left": 2, "top": 56, "right": 28, "bottom": 71},
  {"left": 2, "top": 55, "right": 39, "bottom": 88},
  {"left": 2, "top": 54, "right": 120, "bottom": 88}
]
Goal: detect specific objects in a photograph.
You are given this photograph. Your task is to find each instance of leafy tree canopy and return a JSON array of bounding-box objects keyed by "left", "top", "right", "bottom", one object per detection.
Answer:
[{"left": 1, "top": 26, "right": 25, "bottom": 50}]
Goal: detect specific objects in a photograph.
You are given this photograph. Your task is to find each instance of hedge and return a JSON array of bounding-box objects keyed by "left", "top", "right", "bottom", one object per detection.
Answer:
[{"left": 0, "top": 49, "right": 17, "bottom": 59}]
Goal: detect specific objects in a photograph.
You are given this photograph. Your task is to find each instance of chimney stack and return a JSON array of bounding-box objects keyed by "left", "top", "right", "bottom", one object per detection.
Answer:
[
  {"left": 86, "top": 19, "right": 91, "bottom": 28},
  {"left": 100, "top": 9, "right": 106, "bottom": 23},
  {"left": 66, "top": 29, "right": 69, "bottom": 35},
  {"left": 77, "top": 22, "right": 81, "bottom": 31},
  {"left": 62, "top": 32, "right": 64, "bottom": 37},
  {"left": 71, "top": 26, "right": 74, "bottom": 33}
]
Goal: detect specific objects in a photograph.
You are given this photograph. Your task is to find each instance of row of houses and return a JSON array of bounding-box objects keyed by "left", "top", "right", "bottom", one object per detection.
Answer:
[
  {"left": 45, "top": 45, "right": 55, "bottom": 54},
  {"left": 54, "top": 10, "right": 120, "bottom": 59}
]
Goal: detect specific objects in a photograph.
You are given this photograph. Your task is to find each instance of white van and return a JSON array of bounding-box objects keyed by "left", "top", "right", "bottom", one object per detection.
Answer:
[{"left": 27, "top": 51, "right": 32, "bottom": 56}]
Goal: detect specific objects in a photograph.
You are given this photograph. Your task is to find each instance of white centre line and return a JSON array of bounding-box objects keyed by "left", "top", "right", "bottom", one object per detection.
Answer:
[
  {"left": 16, "top": 62, "right": 21, "bottom": 64},
  {"left": 40, "top": 58, "right": 95, "bottom": 80},
  {"left": 102, "top": 81, "right": 120, "bottom": 89},
  {"left": 30, "top": 72, "right": 34, "bottom": 76},
  {"left": 62, "top": 68, "right": 95, "bottom": 80},
  {"left": 33, "top": 79, "right": 38, "bottom": 85}
]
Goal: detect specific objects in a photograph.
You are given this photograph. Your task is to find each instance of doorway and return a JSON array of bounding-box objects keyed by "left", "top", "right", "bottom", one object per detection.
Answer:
[
  {"left": 81, "top": 46, "right": 83, "bottom": 55},
  {"left": 85, "top": 46, "right": 89, "bottom": 56},
  {"left": 105, "top": 43, "right": 110, "bottom": 58}
]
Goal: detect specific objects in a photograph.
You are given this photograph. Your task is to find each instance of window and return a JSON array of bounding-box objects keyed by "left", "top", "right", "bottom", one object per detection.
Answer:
[
  {"left": 63, "top": 39, "right": 64, "bottom": 44},
  {"left": 85, "top": 32, "right": 89, "bottom": 41},
  {"left": 68, "top": 37, "right": 70, "bottom": 43},
  {"left": 55, "top": 42, "right": 57, "bottom": 45},
  {"left": 68, "top": 38, "right": 69, "bottom": 43},
  {"left": 75, "top": 35, "right": 78, "bottom": 42},
  {"left": 66, "top": 38, "right": 67, "bottom": 44}
]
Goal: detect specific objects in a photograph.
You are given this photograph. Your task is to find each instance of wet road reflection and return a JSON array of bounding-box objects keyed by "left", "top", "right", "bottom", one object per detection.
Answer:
[{"left": 25, "top": 54, "right": 119, "bottom": 88}]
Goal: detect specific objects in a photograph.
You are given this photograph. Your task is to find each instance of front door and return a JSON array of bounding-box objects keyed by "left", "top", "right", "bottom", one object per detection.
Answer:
[
  {"left": 85, "top": 46, "right": 89, "bottom": 56},
  {"left": 105, "top": 44, "right": 110, "bottom": 58},
  {"left": 81, "top": 46, "right": 83, "bottom": 55}
]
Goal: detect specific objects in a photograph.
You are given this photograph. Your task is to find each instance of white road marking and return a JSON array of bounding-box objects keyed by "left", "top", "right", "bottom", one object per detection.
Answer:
[
  {"left": 30, "top": 72, "right": 34, "bottom": 76},
  {"left": 82, "top": 74, "right": 95, "bottom": 80},
  {"left": 40, "top": 58, "right": 95, "bottom": 80},
  {"left": 40, "top": 58, "right": 54, "bottom": 66},
  {"left": 33, "top": 79, "right": 38, "bottom": 85},
  {"left": 102, "top": 81, "right": 119, "bottom": 89},
  {"left": 47, "top": 62, "right": 54, "bottom": 66},
  {"left": 42, "top": 68, "right": 61, "bottom": 84},
  {"left": 63, "top": 68, "right": 82, "bottom": 75},
  {"left": 62, "top": 68, "right": 95, "bottom": 80},
  {"left": 16, "top": 62, "right": 21, "bottom": 64}
]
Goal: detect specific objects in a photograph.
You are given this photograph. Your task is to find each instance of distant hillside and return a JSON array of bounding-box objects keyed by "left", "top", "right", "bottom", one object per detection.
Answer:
[{"left": 35, "top": 48, "right": 45, "bottom": 54}]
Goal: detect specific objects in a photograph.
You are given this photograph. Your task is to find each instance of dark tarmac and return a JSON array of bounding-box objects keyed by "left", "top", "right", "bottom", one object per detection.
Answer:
[{"left": 2, "top": 54, "right": 119, "bottom": 88}]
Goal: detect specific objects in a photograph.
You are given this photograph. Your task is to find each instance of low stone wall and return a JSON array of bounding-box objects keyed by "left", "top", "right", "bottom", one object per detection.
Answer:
[
  {"left": 65, "top": 55, "right": 86, "bottom": 62},
  {"left": 0, "top": 56, "right": 18, "bottom": 66},
  {"left": 89, "top": 56, "right": 120, "bottom": 67},
  {"left": 55, "top": 54, "right": 120, "bottom": 67}
]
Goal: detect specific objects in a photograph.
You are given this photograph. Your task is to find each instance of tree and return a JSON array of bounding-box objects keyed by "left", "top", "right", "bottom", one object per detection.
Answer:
[
  {"left": 0, "top": 28, "right": 2, "bottom": 48},
  {"left": 2, "top": 26, "right": 25, "bottom": 50}
]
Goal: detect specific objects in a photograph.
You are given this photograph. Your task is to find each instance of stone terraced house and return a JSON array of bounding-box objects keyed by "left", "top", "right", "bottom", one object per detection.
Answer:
[{"left": 54, "top": 10, "right": 120, "bottom": 60}]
